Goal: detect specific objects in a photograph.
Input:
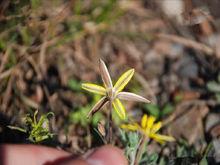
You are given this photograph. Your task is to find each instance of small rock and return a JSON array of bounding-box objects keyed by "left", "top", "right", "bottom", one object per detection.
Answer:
[
  {"left": 168, "top": 101, "right": 209, "bottom": 145},
  {"left": 205, "top": 113, "right": 220, "bottom": 132}
]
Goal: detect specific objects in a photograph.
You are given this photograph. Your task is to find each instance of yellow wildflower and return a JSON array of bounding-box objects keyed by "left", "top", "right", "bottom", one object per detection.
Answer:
[
  {"left": 121, "top": 114, "right": 175, "bottom": 144},
  {"left": 82, "top": 59, "right": 150, "bottom": 120}
]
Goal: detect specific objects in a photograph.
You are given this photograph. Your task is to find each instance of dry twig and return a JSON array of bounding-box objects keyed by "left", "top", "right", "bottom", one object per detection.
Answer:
[{"left": 156, "top": 33, "right": 214, "bottom": 55}]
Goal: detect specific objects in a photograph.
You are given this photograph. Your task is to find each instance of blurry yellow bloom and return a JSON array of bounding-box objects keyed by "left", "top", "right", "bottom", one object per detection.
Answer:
[
  {"left": 121, "top": 114, "right": 175, "bottom": 144},
  {"left": 82, "top": 59, "right": 150, "bottom": 120}
]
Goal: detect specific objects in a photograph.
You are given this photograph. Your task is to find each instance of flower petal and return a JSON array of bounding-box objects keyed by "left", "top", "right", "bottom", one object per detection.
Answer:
[
  {"left": 121, "top": 123, "right": 139, "bottom": 131},
  {"left": 117, "top": 92, "right": 150, "bottom": 103},
  {"left": 141, "top": 114, "right": 147, "bottom": 128},
  {"left": 150, "top": 134, "right": 175, "bottom": 144},
  {"left": 82, "top": 83, "right": 106, "bottom": 95},
  {"left": 114, "top": 69, "right": 135, "bottom": 93},
  {"left": 99, "top": 59, "right": 113, "bottom": 89},
  {"left": 151, "top": 122, "right": 162, "bottom": 133},
  {"left": 146, "top": 116, "right": 156, "bottom": 130},
  {"left": 87, "top": 97, "right": 108, "bottom": 118},
  {"left": 112, "top": 99, "right": 126, "bottom": 120}
]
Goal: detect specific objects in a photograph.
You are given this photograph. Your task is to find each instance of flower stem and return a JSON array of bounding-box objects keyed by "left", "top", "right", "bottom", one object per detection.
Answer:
[
  {"left": 134, "top": 135, "right": 148, "bottom": 165},
  {"left": 107, "top": 101, "right": 113, "bottom": 144}
]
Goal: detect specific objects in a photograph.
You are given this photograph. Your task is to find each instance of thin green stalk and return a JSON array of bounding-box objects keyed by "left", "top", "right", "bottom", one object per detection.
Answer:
[{"left": 134, "top": 135, "right": 148, "bottom": 165}]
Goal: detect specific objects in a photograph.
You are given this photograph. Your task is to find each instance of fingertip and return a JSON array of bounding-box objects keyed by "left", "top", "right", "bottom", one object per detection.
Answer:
[
  {"left": 0, "top": 144, "right": 70, "bottom": 165},
  {"left": 86, "top": 145, "right": 128, "bottom": 165}
]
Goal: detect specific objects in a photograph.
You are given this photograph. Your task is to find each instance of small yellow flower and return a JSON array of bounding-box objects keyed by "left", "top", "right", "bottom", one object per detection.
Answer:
[
  {"left": 82, "top": 59, "right": 150, "bottom": 120},
  {"left": 121, "top": 114, "right": 175, "bottom": 144}
]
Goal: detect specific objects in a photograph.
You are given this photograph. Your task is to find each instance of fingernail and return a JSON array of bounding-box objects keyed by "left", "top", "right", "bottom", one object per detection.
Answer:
[{"left": 87, "top": 158, "right": 104, "bottom": 165}]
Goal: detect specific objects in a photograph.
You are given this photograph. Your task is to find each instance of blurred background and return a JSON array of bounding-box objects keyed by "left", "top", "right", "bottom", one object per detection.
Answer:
[{"left": 0, "top": 0, "right": 220, "bottom": 162}]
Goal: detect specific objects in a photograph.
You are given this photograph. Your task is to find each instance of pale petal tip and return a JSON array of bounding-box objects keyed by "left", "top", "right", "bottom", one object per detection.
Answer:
[
  {"left": 81, "top": 83, "right": 86, "bottom": 89},
  {"left": 87, "top": 110, "right": 95, "bottom": 119},
  {"left": 145, "top": 99, "right": 151, "bottom": 103},
  {"left": 170, "top": 136, "right": 176, "bottom": 141},
  {"left": 129, "top": 68, "right": 135, "bottom": 75},
  {"left": 140, "top": 95, "right": 151, "bottom": 103},
  {"left": 99, "top": 59, "right": 105, "bottom": 65},
  {"left": 99, "top": 59, "right": 104, "bottom": 69}
]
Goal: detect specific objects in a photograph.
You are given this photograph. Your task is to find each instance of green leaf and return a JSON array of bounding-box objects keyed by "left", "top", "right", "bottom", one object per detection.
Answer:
[
  {"left": 215, "top": 93, "right": 220, "bottom": 103},
  {"left": 119, "top": 129, "right": 127, "bottom": 142},
  {"left": 218, "top": 73, "right": 220, "bottom": 82},
  {"left": 143, "top": 104, "right": 160, "bottom": 119},
  {"left": 92, "top": 113, "right": 104, "bottom": 126},
  {"left": 73, "top": 0, "right": 82, "bottom": 14},
  {"left": 69, "top": 107, "right": 90, "bottom": 127},
  {"left": 8, "top": 110, "right": 54, "bottom": 143},
  {"left": 148, "top": 153, "right": 159, "bottom": 165},
  {"left": 119, "top": 130, "right": 141, "bottom": 164},
  {"left": 20, "top": 27, "right": 32, "bottom": 45},
  {"left": 68, "top": 79, "right": 82, "bottom": 92},
  {"left": 5, "top": 50, "right": 17, "bottom": 69},
  {"left": 0, "top": 39, "right": 6, "bottom": 50},
  {"left": 127, "top": 132, "right": 140, "bottom": 147},
  {"left": 161, "top": 104, "right": 174, "bottom": 116},
  {"left": 158, "top": 157, "right": 166, "bottom": 165},
  {"left": 207, "top": 81, "right": 220, "bottom": 93},
  {"left": 199, "top": 157, "right": 208, "bottom": 165},
  {"left": 176, "top": 139, "right": 197, "bottom": 157},
  {"left": 31, "top": 0, "right": 41, "bottom": 9},
  {"left": 174, "top": 93, "right": 183, "bottom": 103}
]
